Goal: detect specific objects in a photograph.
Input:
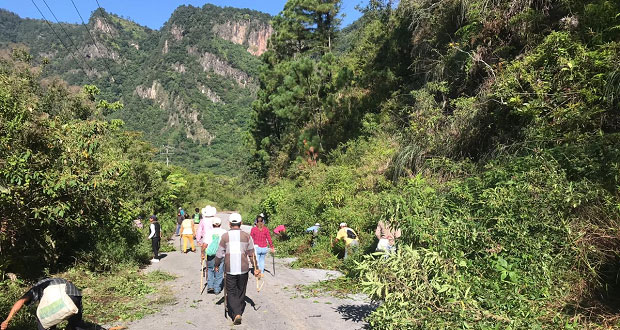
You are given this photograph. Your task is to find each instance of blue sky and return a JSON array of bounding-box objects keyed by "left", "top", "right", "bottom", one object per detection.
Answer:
[{"left": 2, "top": 0, "right": 366, "bottom": 29}]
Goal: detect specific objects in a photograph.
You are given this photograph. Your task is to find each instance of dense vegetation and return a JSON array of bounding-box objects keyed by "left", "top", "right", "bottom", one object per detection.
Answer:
[
  {"left": 0, "top": 47, "right": 254, "bottom": 327},
  {"left": 2, "top": 0, "right": 620, "bottom": 328},
  {"left": 0, "top": 5, "right": 270, "bottom": 175},
  {"left": 248, "top": 0, "right": 620, "bottom": 328}
]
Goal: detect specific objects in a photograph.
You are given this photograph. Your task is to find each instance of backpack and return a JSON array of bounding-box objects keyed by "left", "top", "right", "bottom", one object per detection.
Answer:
[
  {"left": 346, "top": 228, "right": 357, "bottom": 240},
  {"left": 193, "top": 213, "right": 200, "bottom": 224},
  {"left": 206, "top": 233, "right": 221, "bottom": 256}
]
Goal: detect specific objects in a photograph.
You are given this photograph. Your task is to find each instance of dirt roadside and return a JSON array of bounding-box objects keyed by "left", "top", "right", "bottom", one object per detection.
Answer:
[{"left": 115, "top": 213, "right": 374, "bottom": 329}]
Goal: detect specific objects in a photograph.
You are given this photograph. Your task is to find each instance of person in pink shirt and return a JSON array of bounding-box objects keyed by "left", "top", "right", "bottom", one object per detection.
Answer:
[
  {"left": 250, "top": 215, "right": 274, "bottom": 275},
  {"left": 273, "top": 224, "right": 287, "bottom": 241}
]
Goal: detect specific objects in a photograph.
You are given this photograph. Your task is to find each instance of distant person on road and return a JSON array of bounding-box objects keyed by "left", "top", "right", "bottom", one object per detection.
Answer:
[
  {"left": 334, "top": 222, "right": 359, "bottom": 259},
  {"left": 148, "top": 215, "right": 161, "bottom": 263},
  {"left": 375, "top": 219, "right": 401, "bottom": 254},
  {"left": 204, "top": 217, "right": 227, "bottom": 294},
  {"left": 176, "top": 209, "right": 184, "bottom": 236},
  {"left": 215, "top": 213, "right": 259, "bottom": 325},
  {"left": 196, "top": 205, "right": 217, "bottom": 259},
  {"left": 250, "top": 215, "right": 274, "bottom": 275},
  {"left": 306, "top": 223, "right": 321, "bottom": 247},
  {"left": 181, "top": 213, "right": 196, "bottom": 253},
  {"left": 193, "top": 207, "right": 201, "bottom": 224},
  {"left": 1, "top": 278, "right": 87, "bottom": 330}
]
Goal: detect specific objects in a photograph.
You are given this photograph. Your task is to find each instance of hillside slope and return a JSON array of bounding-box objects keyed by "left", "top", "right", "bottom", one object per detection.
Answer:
[{"left": 0, "top": 4, "right": 272, "bottom": 174}]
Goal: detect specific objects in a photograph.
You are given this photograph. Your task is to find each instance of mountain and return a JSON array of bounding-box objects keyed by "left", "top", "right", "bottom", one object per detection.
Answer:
[{"left": 0, "top": 4, "right": 273, "bottom": 175}]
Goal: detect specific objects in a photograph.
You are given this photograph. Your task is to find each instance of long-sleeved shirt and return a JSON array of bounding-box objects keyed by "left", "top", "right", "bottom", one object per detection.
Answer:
[
  {"left": 250, "top": 226, "right": 274, "bottom": 248},
  {"left": 148, "top": 222, "right": 160, "bottom": 239},
  {"left": 215, "top": 228, "right": 255, "bottom": 275},
  {"left": 195, "top": 217, "right": 215, "bottom": 244},
  {"left": 375, "top": 220, "right": 401, "bottom": 246}
]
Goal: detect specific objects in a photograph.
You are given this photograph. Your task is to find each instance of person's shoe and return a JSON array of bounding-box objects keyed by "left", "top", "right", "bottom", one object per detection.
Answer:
[
  {"left": 150, "top": 258, "right": 160, "bottom": 263},
  {"left": 207, "top": 288, "right": 215, "bottom": 293},
  {"left": 233, "top": 315, "right": 242, "bottom": 325}
]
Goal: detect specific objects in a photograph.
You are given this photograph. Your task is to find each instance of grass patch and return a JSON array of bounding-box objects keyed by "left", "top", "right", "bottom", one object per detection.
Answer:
[
  {"left": 61, "top": 265, "right": 176, "bottom": 324},
  {"left": 297, "top": 277, "right": 361, "bottom": 299}
]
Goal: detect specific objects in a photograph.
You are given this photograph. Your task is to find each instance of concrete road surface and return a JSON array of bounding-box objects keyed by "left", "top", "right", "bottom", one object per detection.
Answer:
[{"left": 118, "top": 213, "right": 374, "bottom": 329}]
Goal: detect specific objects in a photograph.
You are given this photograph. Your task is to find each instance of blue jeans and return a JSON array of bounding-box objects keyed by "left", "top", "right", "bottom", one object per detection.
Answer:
[
  {"left": 207, "top": 255, "right": 224, "bottom": 293},
  {"left": 175, "top": 223, "right": 181, "bottom": 235},
  {"left": 255, "top": 246, "right": 268, "bottom": 273}
]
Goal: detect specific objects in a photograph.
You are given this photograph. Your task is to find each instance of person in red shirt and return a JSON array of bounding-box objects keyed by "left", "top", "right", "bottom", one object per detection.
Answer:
[{"left": 250, "top": 215, "right": 274, "bottom": 275}]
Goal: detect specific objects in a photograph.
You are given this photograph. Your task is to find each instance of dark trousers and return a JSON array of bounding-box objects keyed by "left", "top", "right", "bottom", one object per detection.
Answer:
[
  {"left": 152, "top": 238, "right": 160, "bottom": 259},
  {"left": 225, "top": 272, "right": 248, "bottom": 319},
  {"left": 37, "top": 296, "right": 86, "bottom": 330}
]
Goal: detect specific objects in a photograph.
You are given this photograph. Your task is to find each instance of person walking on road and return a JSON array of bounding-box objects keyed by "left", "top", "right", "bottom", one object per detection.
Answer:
[
  {"left": 215, "top": 213, "right": 259, "bottom": 325},
  {"left": 193, "top": 208, "right": 201, "bottom": 224},
  {"left": 181, "top": 213, "right": 196, "bottom": 253},
  {"left": 196, "top": 205, "right": 217, "bottom": 259},
  {"left": 204, "top": 217, "right": 227, "bottom": 294},
  {"left": 1, "top": 278, "right": 87, "bottom": 330},
  {"left": 176, "top": 209, "right": 184, "bottom": 236},
  {"left": 334, "top": 222, "right": 359, "bottom": 259},
  {"left": 148, "top": 215, "right": 161, "bottom": 263},
  {"left": 250, "top": 215, "right": 275, "bottom": 275}
]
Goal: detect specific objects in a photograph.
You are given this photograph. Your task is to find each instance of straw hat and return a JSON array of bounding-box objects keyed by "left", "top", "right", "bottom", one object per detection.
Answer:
[{"left": 201, "top": 205, "right": 217, "bottom": 217}]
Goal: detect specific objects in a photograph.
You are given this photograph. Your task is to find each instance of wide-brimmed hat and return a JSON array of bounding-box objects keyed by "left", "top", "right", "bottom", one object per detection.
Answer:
[
  {"left": 202, "top": 205, "right": 217, "bottom": 217},
  {"left": 229, "top": 213, "right": 242, "bottom": 224}
]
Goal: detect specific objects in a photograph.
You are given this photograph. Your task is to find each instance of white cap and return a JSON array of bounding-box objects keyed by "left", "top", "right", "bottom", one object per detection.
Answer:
[
  {"left": 315, "top": 223, "right": 320, "bottom": 226},
  {"left": 202, "top": 205, "right": 216, "bottom": 217},
  {"left": 212, "top": 217, "right": 222, "bottom": 225},
  {"left": 340, "top": 222, "right": 347, "bottom": 227},
  {"left": 229, "top": 213, "right": 242, "bottom": 224}
]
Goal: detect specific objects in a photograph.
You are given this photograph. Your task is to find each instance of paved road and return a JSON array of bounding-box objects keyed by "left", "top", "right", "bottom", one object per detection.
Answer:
[{"left": 121, "top": 213, "right": 373, "bottom": 329}]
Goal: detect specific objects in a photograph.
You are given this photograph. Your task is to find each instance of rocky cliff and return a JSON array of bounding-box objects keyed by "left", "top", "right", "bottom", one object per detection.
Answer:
[
  {"left": 212, "top": 20, "right": 273, "bottom": 56},
  {"left": 0, "top": 4, "right": 272, "bottom": 174}
]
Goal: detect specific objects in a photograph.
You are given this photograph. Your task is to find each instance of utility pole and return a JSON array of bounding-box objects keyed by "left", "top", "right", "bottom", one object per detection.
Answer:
[{"left": 160, "top": 145, "right": 175, "bottom": 167}]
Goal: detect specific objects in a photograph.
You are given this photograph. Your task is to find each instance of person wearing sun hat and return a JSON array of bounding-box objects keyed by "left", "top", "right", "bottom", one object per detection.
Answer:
[{"left": 196, "top": 205, "right": 217, "bottom": 259}]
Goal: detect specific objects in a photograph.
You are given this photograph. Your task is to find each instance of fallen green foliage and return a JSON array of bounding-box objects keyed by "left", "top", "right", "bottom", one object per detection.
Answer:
[{"left": 0, "top": 265, "right": 176, "bottom": 328}]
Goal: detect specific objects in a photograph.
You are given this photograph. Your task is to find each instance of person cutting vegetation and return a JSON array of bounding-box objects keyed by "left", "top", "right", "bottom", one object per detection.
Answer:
[
  {"left": 334, "top": 222, "right": 359, "bottom": 259},
  {"left": 1, "top": 278, "right": 86, "bottom": 330}
]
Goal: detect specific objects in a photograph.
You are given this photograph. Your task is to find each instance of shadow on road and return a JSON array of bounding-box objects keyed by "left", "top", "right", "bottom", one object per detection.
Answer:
[{"left": 335, "top": 303, "right": 377, "bottom": 323}]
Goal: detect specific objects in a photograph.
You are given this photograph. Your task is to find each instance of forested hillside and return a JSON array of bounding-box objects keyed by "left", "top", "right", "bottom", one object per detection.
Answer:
[
  {"left": 0, "top": 4, "right": 272, "bottom": 175},
  {"left": 2, "top": 0, "right": 620, "bottom": 328},
  {"left": 248, "top": 0, "right": 620, "bottom": 328}
]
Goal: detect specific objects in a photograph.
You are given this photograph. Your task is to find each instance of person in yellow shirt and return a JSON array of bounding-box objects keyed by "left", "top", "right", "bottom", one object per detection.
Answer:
[
  {"left": 334, "top": 222, "right": 359, "bottom": 259},
  {"left": 181, "top": 213, "right": 196, "bottom": 253}
]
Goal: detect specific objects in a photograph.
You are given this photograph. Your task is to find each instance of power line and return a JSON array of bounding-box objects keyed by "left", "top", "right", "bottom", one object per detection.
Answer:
[
  {"left": 68, "top": 0, "right": 117, "bottom": 83},
  {"left": 39, "top": 0, "right": 94, "bottom": 72},
  {"left": 30, "top": 0, "right": 92, "bottom": 75}
]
